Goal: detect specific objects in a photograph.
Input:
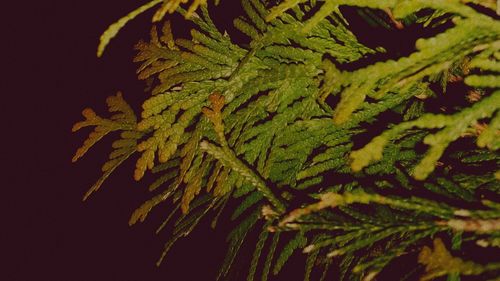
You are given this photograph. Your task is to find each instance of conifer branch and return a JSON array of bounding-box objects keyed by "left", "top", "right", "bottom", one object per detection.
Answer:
[{"left": 76, "top": 0, "right": 500, "bottom": 279}]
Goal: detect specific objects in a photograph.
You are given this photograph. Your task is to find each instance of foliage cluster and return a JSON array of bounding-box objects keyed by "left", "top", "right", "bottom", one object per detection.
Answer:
[{"left": 74, "top": 0, "right": 500, "bottom": 280}]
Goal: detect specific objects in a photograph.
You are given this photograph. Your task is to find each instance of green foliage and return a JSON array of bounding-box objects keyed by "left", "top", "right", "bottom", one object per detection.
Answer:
[
  {"left": 351, "top": 90, "right": 500, "bottom": 180},
  {"left": 419, "top": 238, "right": 500, "bottom": 281},
  {"left": 277, "top": 189, "right": 500, "bottom": 279},
  {"left": 97, "top": 0, "right": 218, "bottom": 57},
  {"left": 273, "top": 231, "right": 307, "bottom": 275},
  {"left": 75, "top": 0, "right": 500, "bottom": 280},
  {"left": 73, "top": 92, "right": 142, "bottom": 200}
]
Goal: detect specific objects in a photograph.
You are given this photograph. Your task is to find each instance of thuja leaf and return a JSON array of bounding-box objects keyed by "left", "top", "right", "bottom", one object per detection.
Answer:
[
  {"left": 97, "top": 0, "right": 163, "bottom": 57},
  {"left": 247, "top": 222, "right": 270, "bottom": 281},
  {"left": 76, "top": 1, "right": 500, "bottom": 280},
  {"left": 73, "top": 92, "right": 141, "bottom": 200},
  {"left": 218, "top": 208, "right": 261, "bottom": 280},
  {"left": 419, "top": 238, "right": 500, "bottom": 280},
  {"left": 273, "top": 232, "right": 307, "bottom": 275}
]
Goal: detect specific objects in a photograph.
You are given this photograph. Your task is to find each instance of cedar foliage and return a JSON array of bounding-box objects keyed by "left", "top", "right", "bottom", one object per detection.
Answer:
[{"left": 74, "top": 0, "right": 500, "bottom": 280}]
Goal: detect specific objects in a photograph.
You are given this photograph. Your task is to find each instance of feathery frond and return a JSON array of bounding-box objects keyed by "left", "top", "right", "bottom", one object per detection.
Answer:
[
  {"left": 73, "top": 92, "right": 141, "bottom": 200},
  {"left": 75, "top": 0, "right": 500, "bottom": 280}
]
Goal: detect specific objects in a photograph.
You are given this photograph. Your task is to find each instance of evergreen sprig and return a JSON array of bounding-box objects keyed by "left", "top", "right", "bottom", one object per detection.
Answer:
[{"left": 74, "top": 0, "right": 500, "bottom": 280}]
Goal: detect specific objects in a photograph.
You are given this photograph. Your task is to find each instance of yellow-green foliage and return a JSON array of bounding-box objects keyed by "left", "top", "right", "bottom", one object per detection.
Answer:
[
  {"left": 73, "top": 92, "right": 142, "bottom": 200},
  {"left": 419, "top": 238, "right": 500, "bottom": 281},
  {"left": 75, "top": 0, "right": 500, "bottom": 280},
  {"left": 350, "top": 90, "right": 500, "bottom": 180},
  {"left": 97, "top": 0, "right": 214, "bottom": 57}
]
